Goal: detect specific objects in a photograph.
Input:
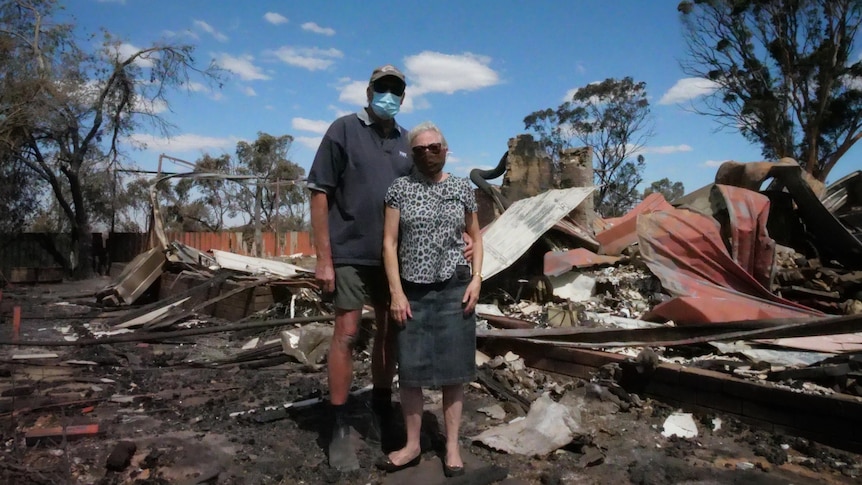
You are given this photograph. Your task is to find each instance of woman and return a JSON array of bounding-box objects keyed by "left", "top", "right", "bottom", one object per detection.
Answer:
[{"left": 378, "top": 121, "right": 483, "bottom": 477}]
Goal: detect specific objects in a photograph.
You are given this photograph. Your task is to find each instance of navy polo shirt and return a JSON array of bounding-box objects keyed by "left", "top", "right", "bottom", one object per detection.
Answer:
[{"left": 308, "top": 109, "right": 413, "bottom": 266}]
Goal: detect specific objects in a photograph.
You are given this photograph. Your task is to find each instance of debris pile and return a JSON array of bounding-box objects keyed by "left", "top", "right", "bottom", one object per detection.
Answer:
[{"left": 2, "top": 149, "right": 862, "bottom": 483}]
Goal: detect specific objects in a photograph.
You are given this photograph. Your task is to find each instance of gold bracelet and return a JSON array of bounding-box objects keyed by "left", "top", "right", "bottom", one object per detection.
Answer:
[{"left": 473, "top": 272, "right": 483, "bottom": 281}]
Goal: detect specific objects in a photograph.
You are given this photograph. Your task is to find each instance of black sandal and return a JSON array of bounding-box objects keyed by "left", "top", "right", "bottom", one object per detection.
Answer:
[
  {"left": 443, "top": 463, "right": 465, "bottom": 477},
  {"left": 375, "top": 454, "right": 421, "bottom": 473}
]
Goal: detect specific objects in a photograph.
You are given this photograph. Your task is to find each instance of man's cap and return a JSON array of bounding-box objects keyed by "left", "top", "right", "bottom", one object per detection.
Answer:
[{"left": 369, "top": 65, "right": 406, "bottom": 85}]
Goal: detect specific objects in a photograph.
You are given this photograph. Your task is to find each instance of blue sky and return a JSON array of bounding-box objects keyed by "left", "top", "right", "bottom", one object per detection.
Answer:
[{"left": 62, "top": 0, "right": 861, "bottom": 194}]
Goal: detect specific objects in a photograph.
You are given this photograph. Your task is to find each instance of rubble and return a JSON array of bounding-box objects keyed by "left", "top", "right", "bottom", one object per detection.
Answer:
[{"left": 1, "top": 150, "right": 862, "bottom": 483}]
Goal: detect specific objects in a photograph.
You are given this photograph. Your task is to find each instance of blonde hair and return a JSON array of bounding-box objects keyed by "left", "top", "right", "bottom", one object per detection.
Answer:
[{"left": 408, "top": 121, "right": 448, "bottom": 148}]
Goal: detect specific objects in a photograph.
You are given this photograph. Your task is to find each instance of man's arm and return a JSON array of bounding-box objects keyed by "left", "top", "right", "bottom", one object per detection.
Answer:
[{"left": 310, "top": 190, "right": 335, "bottom": 293}]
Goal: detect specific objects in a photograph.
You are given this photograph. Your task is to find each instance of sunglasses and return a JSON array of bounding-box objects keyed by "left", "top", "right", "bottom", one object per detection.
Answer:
[
  {"left": 411, "top": 143, "right": 443, "bottom": 156},
  {"left": 373, "top": 80, "right": 405, "bottom": 96}
]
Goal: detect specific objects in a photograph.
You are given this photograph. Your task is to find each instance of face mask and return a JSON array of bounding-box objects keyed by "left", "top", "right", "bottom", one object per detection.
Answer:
[{"left": 371, "top": 91, "right": 402, "bottom": 120}]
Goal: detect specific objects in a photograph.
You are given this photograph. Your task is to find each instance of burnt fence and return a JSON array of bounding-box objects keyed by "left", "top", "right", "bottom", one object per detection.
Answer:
[{"left": 0, "top": 231, "right": 314, "bottom": 279}]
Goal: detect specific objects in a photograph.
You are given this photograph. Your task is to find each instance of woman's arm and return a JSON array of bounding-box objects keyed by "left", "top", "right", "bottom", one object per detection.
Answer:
[
  {"left": 461, "top": 210, "right": 483, "bottom": 314},
  {"left": 383, "top": 205, "right": 411, "bottom": 324}
]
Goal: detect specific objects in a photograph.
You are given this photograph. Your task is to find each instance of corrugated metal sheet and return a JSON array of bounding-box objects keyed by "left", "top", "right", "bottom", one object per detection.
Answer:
[
  {"left": 637, "top": 188, "right": 822, "bottom": 324},
  {"left": 482, "top": 187, "right": 594, "bottom": 280},
  {"left": 594, "top": 192, "right": 673, "bottom": 256}
]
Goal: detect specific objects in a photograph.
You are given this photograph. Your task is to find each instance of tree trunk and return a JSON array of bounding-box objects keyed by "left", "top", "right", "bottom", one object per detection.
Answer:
[
  {"left": 68, "top": 168, "right": 93, "bottom": 280},
  {"left": 71, "top": 220, "right": 93, "bottom": 280}
]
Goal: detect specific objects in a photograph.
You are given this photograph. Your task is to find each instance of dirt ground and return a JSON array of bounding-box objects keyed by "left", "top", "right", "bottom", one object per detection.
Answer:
[{"left": 1, "top": 278, "right": 861, "bottom": 485}]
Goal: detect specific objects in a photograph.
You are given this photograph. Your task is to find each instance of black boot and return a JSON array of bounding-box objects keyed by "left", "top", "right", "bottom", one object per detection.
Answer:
[
  {"left": 370, "top": 388, "right": 404, "bottom": 452},
  {"left": 328, "top": 404, "right": 358, "bottom": 472}
]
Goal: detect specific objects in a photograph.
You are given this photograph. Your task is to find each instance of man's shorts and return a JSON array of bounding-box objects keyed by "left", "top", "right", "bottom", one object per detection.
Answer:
[{"left": 333, "top": 264, "right": 388, "bottom": 310}]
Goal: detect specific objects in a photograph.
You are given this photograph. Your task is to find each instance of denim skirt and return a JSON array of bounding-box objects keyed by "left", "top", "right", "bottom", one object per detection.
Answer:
[{"left": 397, "top": 266, "right": 477, "bottom": 387}]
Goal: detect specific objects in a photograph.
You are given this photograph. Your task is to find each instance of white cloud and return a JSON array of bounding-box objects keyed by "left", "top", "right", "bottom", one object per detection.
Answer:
[
  {"left": 703, "top": 159, "right": 729, "bottom": 167},
  {"left": 659, "top": 78, "right": 719, "bottom": 105},
  {"left": 242, "top": 86, "right": 257, "bottom": 96},
  {"left": 186, "top": 81, "right": 223, "bottom": 100},
  {"left": 301, "top": 22, "right": 335, "bottom": 36},
  {"left": 214, "top": 53, "right": 270, "bottom": 81},
  {"left": 112, "top": 43, "right": 155, "bottom": 68},
  {"left": 404, "top": 51, "right": 500, "bottom": 95},
  {"left": 292, "top": 118, "right": 331, "bottom": 134},
  {"left": 338, "top": 80, "right": 370, "bottom": 106},
  {"left": 264, "top": 12, "right": 288, "bottom": 25},
  {"left": 126, "top": 133, "right": 240, "bottom": 153},
  {"left": 333, "top": 51, "right": 499, "bottom": 112},
  {"left": 337, "top": 79, "right": 416, "bottom": 113},
  {"left": 640, "top": 144, "right": 693, "bottom": 155},
  {"left": 841, "top": 74, "right": 862, "bottom": 91},
  {"left": 162, "top": 28, "right": 198, "bottom": 41},
  {"left": 186, "top": 81, "right": 207, "bottom": 92},
  {"left": 193, "top": 20, "right": 229, "bottom": 42},
  {"left": 296, "top": 135, "right": 323, "bottom": 151},
  {"left": 269, "top": 46, "right": 343, "bottom": 71},
  {"left": 330, "top": 105, "right": 353, "bottom": 118}
]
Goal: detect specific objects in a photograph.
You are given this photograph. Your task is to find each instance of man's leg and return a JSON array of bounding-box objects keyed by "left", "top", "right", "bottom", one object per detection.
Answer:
[
  {"left": 371, "top": 303, "right": 397, "bottom": 396},
  {"left": 369, "top": 303, "right": 400, "bottom": 449},
  {"left": 327, "top": 308, "right": 362, "bottom": 471}
]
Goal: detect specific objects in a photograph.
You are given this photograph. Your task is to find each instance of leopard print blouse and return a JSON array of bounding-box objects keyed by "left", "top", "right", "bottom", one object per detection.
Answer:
[{"left": 385, "top": 173, "right": 477, "bottom": 284}]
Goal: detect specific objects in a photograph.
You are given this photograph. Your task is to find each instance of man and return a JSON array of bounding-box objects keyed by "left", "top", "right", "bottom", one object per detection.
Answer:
[{"left": 307, "top": 64, "right": 412, "bottom": 471}]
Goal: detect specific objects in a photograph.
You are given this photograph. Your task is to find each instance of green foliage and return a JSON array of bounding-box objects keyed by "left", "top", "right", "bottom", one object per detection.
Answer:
[
  {"left": 678, "top": 0, "right": 862, "bottom": 181},
  {"left": 524, "top": 77, "right": 654, "bottom": 217},
  {"left": 643, "top": 177, "right": 686, "bottom": 202},
  {"left": 234, "top": 132, "right": 308, "bottom": 231},
  {"left": 0, "top": 154, "right": 39, "bottom": 233},
  {"left": 184, "top": 154, "right": 234, "bottom": 231}
]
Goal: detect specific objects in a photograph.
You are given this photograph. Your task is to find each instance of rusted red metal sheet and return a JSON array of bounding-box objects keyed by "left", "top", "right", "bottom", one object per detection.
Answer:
[
  {"left": 716, "top": 184, "right": 776, "bottom": 287},
  {"left": 543, "top": 248, "right": 621, "bottom": 277},
  {"left": 595, "top": 192, "right": 673, "bottom": 256},
  {"left": 647, "top": 295, "right": 820, "bottom": 325},
  {"left": 637, "top": 190, "right": 821, "bottom": 324},
  {"left": 163, "top": 231, "right": 314, "bottom": 257}
]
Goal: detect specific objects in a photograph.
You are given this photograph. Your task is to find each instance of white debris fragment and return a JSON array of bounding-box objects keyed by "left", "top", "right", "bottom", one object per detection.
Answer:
[
  {"left": 475, "top": 304, "right": 505, "bottom": 316},
  {"left": 92, "top": 328, "right": 133, "bottom": 337},
  {"left": 477, "top": 404, "right": 507, "bottom": 420},
  {"left": 548, "top": 273, "right": 596, "bottom": 302},
  {"left": 475, "top": 350, "right": 492, "bottom": 367},
  {"left": 472, "top": 393, "right": 583, "bottom": 456},
  {"left": 518, "top": 302, "right": 544, "bottom": 315},
  {"left": 661, "top": 412, "right": 698, "bottom": 438},
  {"left": 12, "top": 353, "right": 59, "bottom": 360},
  {"left": 504, "top": 351, "right": 521, "bottom": 362}
]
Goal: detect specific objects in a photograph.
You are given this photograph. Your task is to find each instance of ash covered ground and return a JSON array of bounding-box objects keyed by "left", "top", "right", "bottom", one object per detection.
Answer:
[{"left": 0, "top": 278, "right": 860, "bottom": 485}]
